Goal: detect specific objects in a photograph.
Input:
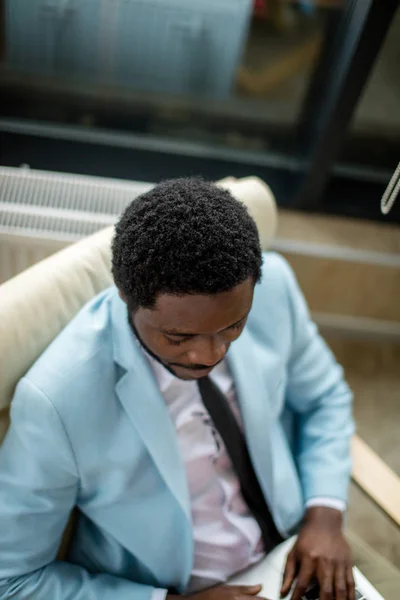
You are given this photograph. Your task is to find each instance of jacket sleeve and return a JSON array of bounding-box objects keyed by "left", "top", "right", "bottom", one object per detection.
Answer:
[
  {"left": 0, "top": 377, "right": 154, "bottom": 600},
  {"left": 281, "top": 258, "right": 355, "bottom": 504}
]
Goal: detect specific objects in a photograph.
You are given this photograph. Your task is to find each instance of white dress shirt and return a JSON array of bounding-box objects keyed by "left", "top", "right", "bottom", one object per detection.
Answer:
[{"left": 145, "top": 354, "right": 345, "bottom": 599}]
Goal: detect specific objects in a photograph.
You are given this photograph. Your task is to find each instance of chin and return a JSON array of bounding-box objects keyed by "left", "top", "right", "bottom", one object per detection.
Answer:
[
  {"left": 172, "top": 365, "right": 215, "bottom": 380},
  {"left": 169, "top": 367, "right": 196, "bottom": 381}
]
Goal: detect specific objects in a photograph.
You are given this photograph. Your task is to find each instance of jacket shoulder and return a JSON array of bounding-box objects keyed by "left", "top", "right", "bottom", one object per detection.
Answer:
[
  {"left": 254, "top": 252, "right": 296, "bottom": 306},
  {"left": 24, "top": 287, "right": 117, "bottom": 400},
  {"left": 261, "top": 252, "right": 295, "bottom": 284}
]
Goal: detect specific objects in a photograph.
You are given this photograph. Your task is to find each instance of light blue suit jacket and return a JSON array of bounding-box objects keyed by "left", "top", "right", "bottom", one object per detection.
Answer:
[{"left": 0, "top": 254, "right": 354, "bottom": 600}]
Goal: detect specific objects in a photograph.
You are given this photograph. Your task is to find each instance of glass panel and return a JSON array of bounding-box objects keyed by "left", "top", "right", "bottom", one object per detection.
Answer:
[
  {"left": 0, "top": 0, "right": 346, "bottom": 166},
  {"left": 340, "top": 6, "right": 400, "bottom": 170},
  {"left": 316, "top": 4, "right": 400, "bottom": 223}
]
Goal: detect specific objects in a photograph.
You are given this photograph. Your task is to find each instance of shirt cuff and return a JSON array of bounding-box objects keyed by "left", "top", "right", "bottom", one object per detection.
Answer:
[
  {"left": 151, "top": 589, "right": 168, "bottom": 600},
  {"left": 151, "top": 588, "right": 168, "bottom": 600},
  {"left": 305, "top": 497, "right": 346, "bottom": 512}
]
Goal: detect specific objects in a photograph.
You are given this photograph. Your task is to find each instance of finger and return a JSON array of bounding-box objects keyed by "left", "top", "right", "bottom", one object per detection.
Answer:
[
  {"left": 237, "top": 585, "right": 263, "bottom": 595},
  {"left": 333, "top": 563, "right": 348, "bottom": 600},
  {"left": 237, "top": 595, "right": 271, "bottom": 600},
  {"left": 347, "top": 565, "right": 356, "bottom": 600},
  {"left": 280, "top": 551, "right": 297, "bottom": 597},
  {"left": 221, "top": 585, "right": 263, "bottom": 600},
  {"left": 290, "top": 558, "right": 315, "bottom": 600},
  {"left": 318, "top": 560, "right": 334, "bottom": 600}
]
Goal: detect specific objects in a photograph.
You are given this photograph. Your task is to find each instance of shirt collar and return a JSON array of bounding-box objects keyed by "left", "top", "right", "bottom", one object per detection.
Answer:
[
  {"left": 143, "top": 349, "right": 232, "bottom": 396},
  {"left": 144, "top": 351, "right": 178, "bottom": 395}
]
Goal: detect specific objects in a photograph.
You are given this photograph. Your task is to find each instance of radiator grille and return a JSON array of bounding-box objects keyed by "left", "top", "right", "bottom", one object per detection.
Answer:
[
  {"left": 1, "top": 168, "right": 151, "bottom": 215},
  {"left": 0, "top": 166, "right": 153, "bottom": 282},
  {"left": 0, "top": 206, "right": 114, "bottom": 241},
  {"left": 0, "top": 166, "right": 153, "bottom": 241}
]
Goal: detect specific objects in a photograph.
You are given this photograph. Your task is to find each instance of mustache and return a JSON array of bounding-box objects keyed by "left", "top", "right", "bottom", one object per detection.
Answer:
[{"left": 169, "top": 356, "right": 224, "bottom": 371}]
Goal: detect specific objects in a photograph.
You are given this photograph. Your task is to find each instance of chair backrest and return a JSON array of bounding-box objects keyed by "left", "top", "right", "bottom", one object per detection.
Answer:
[{"left": 0, "top": 176, "right": 277, "bottom": 443}]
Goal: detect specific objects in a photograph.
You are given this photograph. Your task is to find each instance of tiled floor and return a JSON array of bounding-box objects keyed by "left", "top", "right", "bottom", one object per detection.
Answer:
[
  {"left": 326, "top": 335, "right": 400, "bottom": 570},
  {"left": 275, "top": 208, "right": 400, "bottom": 324},
  {"left": 283, "top": 253, "right": 400, "bottom": 322},
  {"left": 278, "top": 210, "right": 400, "bottom": 256}
]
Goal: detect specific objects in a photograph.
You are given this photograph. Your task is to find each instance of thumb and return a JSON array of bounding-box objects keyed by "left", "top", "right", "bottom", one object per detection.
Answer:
[
  {"left": 239, "top": 584, "right": 262, "bottom": 595},
  {"left": 280, "top": 551, "right": 297, "bottom": 597}
]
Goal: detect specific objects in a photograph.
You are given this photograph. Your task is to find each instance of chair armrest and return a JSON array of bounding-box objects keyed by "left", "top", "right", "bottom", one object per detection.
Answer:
[{"left": 352, "top": 434, "right": 400, "bottom": 527}]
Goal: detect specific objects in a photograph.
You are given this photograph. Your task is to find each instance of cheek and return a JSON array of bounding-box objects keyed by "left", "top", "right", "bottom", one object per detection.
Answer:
[
  {"left": 132, "top": 322, "right": 163, "bottom": 355},
  {"left": 136, "top": 321, "right": 186, "bottom": 359},
  {"left": 146, "top": 330, "right": 189, "bottom": 359}
]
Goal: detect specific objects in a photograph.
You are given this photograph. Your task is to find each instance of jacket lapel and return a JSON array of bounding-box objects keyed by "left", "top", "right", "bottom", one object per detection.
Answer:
[
  {"left": 227, "top": 327, "right": 275, "bottom": 509},
  {"left": 228, "top": 326, "right": 303, "bottom": 535},
  {"left": 110, "top": 291, "right": 193, "bottom": 587},
  {"left": 115, "top": 367, "right": 191, "bottom": 521}
]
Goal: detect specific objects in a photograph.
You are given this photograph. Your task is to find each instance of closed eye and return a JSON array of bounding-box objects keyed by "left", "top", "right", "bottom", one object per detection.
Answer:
[
  {"left": 164, "top": 317, "right": 247, "bottom": 346},
  {"left": 229, "top": 319, "right": 246, "bottom": 331},
  {"left": 165, "top": 336, "right": 191, "bottom": 346}
]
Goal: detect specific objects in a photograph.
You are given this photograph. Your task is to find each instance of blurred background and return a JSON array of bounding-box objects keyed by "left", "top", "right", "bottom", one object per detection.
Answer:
[
  {"left": 0, "top": 0, "right": 399, "bottom": 223},
  {"left": 0, "top": 0, "right": 400, "bottom": 590}
]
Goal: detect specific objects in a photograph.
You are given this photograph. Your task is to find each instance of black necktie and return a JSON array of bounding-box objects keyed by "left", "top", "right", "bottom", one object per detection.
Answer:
[{"left": 197, "top": 376, "right": 283, "bottom": 551}]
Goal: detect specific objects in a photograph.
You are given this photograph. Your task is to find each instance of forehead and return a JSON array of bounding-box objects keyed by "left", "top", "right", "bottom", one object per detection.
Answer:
[{"left": 139, "top": 279, "right": 254, "bottom": 334}]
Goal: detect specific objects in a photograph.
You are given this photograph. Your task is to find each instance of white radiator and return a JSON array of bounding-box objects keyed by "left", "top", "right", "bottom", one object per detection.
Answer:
[{"left": 0, "top": 166, "right": 153, "bottom": 283}]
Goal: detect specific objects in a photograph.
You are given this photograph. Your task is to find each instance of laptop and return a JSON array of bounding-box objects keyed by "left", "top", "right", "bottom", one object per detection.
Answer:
[{"left": 229, "top": 537, "right": 384, "bottom": 600}]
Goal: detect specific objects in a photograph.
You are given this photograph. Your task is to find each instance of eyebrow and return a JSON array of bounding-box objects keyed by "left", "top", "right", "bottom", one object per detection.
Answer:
[{"left": 161, "top": 314, "right": 249, "bottom": 338}]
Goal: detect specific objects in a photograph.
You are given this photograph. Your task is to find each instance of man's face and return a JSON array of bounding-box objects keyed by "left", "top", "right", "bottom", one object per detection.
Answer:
[{"left": 124, "top": 278, "right": 255, "bottom": 380}]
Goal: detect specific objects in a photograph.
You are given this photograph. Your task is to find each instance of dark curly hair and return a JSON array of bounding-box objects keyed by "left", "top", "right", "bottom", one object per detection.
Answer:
[{"left": 112, "top": 177, "right": 262, "bottom": 309}]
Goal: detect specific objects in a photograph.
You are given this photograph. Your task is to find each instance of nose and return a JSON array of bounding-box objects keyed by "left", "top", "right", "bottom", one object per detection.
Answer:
[{"left": 187, "top": 335, "right": 227, "bottom": 367}]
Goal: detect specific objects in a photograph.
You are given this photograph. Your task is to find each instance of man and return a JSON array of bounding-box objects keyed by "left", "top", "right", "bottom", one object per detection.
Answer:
[{"left": 0, "top": 178, "right": 355, "bottom": 600}]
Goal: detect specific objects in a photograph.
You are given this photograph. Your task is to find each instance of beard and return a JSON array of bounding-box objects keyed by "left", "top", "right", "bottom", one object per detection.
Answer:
[
  {"left": 127, "top": 310, "right": 226, "bottom": 379},
  {"left": 127, "top": 311, "right": 183, "bottom": 378}
]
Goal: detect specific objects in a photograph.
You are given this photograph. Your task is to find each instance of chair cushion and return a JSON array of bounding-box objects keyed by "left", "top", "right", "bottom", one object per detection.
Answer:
[{"left": 0, "top": 226, "right": 114, "bottom": 442}]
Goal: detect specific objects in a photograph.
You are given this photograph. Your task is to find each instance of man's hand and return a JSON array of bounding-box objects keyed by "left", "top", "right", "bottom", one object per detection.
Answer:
[
  {"left": 168, "top": 584, "right": 270, "bottom": 600},
  {"left": 280, "top": 507, "right": 355, "bottom": 600}
]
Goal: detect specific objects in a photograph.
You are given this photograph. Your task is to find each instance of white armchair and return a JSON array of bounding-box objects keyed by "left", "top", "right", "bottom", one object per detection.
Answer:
[
  {"left": 0, "top": 176, "right": 277, "bottom": 444},
  {"left": 0, "top": 173, "right": 398, "bottom": 583}
]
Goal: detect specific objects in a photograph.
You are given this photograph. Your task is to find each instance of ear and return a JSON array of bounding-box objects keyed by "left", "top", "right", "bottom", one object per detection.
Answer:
[{"left": 118, "top": 288, "right": 127, "bottom": 305}]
